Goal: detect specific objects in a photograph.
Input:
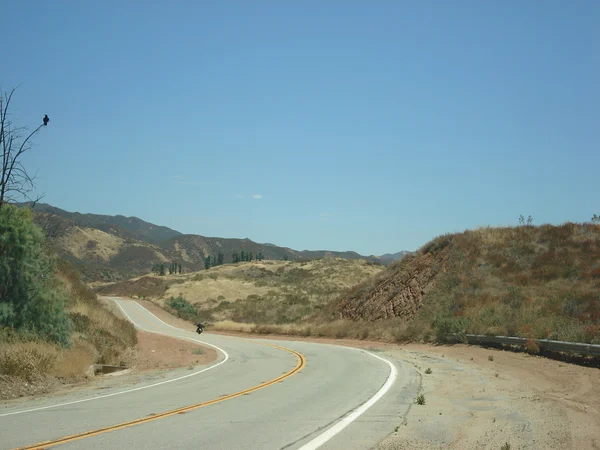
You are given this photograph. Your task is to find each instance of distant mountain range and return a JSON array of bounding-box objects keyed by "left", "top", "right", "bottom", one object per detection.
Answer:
[
  {"left": 378, "top": 251, "right": 412, "bottom": 265},
  {"left": 19, "top": 203, "right": 410, "bottom": 282}
]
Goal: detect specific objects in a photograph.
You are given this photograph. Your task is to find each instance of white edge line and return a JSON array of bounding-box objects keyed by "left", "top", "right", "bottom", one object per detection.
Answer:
[
  {"left": 0, "top": 298, "right": 229, "bottom": 418},
  {"left": 133, "top": 297, "right": 399, "bottom": 450},
  {"left": 298, "top": 350, "right": 398, "bottom": 450}
]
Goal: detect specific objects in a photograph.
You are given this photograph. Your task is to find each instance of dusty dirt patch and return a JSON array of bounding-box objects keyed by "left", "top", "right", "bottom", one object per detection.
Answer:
[
  {"left": 131, "top": 331, "right": 217, "bottom": 371},
  {"left": 375, "top": 344, "right": 600, "bottom": 450}
]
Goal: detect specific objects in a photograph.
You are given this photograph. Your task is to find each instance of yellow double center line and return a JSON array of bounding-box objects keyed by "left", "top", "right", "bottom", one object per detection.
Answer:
[{"left": 17, "top": 342, "right": 306, "bottom": 449}]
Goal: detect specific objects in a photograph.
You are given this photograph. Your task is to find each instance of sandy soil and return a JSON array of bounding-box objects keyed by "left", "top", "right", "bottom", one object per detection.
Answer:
[
  {"left": 376, "top": 344, "right": 600, "bottom": 450},
  {"left": 132, "top": 331, "right": 217, "bottom": 371}
]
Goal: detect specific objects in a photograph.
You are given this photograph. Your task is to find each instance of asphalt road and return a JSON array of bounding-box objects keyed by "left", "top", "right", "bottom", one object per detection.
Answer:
[{"left": 0, "top": 299, "right": 419, "bottom": 450}]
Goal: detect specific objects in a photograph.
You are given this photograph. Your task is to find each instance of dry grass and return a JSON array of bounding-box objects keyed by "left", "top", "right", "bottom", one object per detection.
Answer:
[
  {"left": 1, "top": 263, "right": 139, "bottom": 383},
  {"left": 0, "top": 341, "right": 59, "bottom": 381},
  {"left": 210, "top": 320, "right": 257, "bottom": 333},
  {"left": 51, "top": 340, "right": 97, "bottom": 378},
  {"left": 211, "top": 317, "right": 412, "bottom": 342},
  {"left": 58, "top": 226, "right": 124, "bottom": 261},
  {"left": 329, "top": 222, "right": 600, "bottom": 345},
  {"left": 58, "top": 260, "right": 138, "bottom": 368},
  {"left": 101, "top": 258, "right": 383, "bottom": 326}
]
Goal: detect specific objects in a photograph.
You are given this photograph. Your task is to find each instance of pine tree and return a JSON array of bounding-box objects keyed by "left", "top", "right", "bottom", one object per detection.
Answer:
[
  {"left": 232, "top": 251, "right": 239, "bottom": 264},
  {"left": 204, "top": 256, "right": 211, "bottom": 270},
  {"left": 257, "top": 251, "right": 264, "bottom": 261},
  {"left": 240, "top": 250, "right": 246, "bottom": 262},
  {"left": 178, "top": 264, "right": 182, "bottom": 274},
  {"left": 217, "top": 252, "right": 224, "bottom": 266},
  {"left": 248, "top": 251, "right": 253, "bottom": 261},
  {"left": 159, "top": 263, "right": 166, "bottom": 276}
]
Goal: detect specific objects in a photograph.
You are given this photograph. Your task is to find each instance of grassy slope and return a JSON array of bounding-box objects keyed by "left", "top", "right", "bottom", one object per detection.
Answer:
[
  {"left": 97, "top": 223, "right": 600, "bottom": 346},
  {"left": 201, "top": 223, "right": 600, "bottom": 345},
  {"left": 330, "top": 222, "right": 600, "bottom": 344},
  {"left": 0, "top": 260, "right": 137, "bottom": 385},
  {"left": 97, "top": 258, "right": 384, "bottom": 325}
]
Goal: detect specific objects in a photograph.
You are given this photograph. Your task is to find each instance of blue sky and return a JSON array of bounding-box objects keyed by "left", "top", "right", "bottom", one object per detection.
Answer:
[{"left": 3, "top": 1, "right": 599, "bottom": 255}]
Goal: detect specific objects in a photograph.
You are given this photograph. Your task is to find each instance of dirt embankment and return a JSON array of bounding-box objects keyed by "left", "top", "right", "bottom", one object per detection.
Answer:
[{"left": 0, "top": 304, "right": 217, "bottom": 402}]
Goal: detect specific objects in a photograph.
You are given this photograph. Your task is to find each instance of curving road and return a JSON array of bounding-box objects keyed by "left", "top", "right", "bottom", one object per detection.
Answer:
[{"left": 0, "top": 298, "right": 419, "bottom": 450}]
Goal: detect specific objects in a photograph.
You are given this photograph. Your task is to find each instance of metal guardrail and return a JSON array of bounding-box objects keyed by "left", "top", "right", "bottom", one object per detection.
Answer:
[{"left": 448, "top": 334, "right": 600, "bottom": 357}]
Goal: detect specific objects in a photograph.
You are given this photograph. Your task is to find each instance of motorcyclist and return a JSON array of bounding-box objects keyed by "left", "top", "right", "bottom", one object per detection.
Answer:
[{"left": 196, "top": 323, "right": 204, "bottom": 334}]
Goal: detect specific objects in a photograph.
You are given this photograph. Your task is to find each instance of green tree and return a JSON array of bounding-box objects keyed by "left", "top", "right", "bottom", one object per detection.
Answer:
[
  {"left": 204, "top": 256, "right": 211, "bottom": 270},
  {"left": 232, "top": 251, "right": 239, "bottom": 264},
  {"left": 283, "top": 254, "right": 288, "bottom": 261},
  {"left": 158, "top": 263, "right": 166, "bottom": 276},
  {"left": 240, "top": 250, "right": 246, "bottom": 262},
  {"left": 217, "top": 252, "right": 224, "bottom": 266},
  {"left": 178, "top": 263, "right": 182, "bottom": 274},
  {"left": 0, "top": 205, "right": 72, "bottom": 346},
  {"left": 248, "top": 251, "right": 253, "bottom": 261},
  {"left": 257, "top": 251, "right": 264, "bottom": 261}
]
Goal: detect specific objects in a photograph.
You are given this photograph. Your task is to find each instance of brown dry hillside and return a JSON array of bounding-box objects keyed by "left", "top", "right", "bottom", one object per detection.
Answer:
[
  {"left": 329, "top": 223, "right": 600, "bottom": 344},
  {"left": 22, "top": 203, "right": 386, "bottom": 282},
  {"left": 97, "top": 258, "right": 384, "bottom": 325}
]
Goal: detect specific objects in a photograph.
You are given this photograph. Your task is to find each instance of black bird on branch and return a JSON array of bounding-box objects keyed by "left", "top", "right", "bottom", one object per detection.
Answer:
[{"left": 43, "top": 114, "right": 49, "bottom": 126}]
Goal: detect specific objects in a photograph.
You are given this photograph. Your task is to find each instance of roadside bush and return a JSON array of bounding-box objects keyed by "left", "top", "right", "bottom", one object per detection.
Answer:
[
  {"left": 524, "top": 339, "right": 540, "bottom": 355},
  {"left": 434, "top": 316, "right": 470, "bottom": 342},
  {"left": 0, "top": 341, "right": 59, "bottom": 381},
  {"left": 0, "top": 205, "right": 72, "bottom": 346},
  {"left": 167, "top": 296, "right": 202, "bottom": 322}
]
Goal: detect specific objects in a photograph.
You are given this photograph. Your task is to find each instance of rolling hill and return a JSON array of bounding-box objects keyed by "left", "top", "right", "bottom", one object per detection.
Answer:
[
  {"left": 20, "top": 203, "right": 393, "bottom": 282},
  {"left": 329, "top": 222, "right": 600, "bottom": 344}
]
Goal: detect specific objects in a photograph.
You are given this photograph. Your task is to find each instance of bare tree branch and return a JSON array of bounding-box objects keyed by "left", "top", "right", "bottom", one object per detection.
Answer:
[{"left": 0, "top": 87, "right": 48, "bottom": 209}]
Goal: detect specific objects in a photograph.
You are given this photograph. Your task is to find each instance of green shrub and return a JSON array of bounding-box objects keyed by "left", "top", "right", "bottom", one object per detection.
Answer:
[
  {"left": 416, "top": 394, "right": 426, "bottom": 405},
  {"left": 167, "top": 296, "right": 202, "bottom": 322},
  {"left": 434, "top": 316, "right": 470, "bottom": 342},
  {"left": 0, "top": 205, "right": 72, "bottom": 346}
]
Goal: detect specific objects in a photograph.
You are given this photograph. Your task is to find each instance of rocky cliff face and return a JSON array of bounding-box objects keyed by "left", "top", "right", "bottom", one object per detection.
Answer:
[{"left": 335, "top": 248, "right": 450, "bottom": 321}]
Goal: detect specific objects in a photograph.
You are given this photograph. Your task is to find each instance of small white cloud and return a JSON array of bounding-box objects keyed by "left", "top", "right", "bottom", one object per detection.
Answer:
[{"left": 252, "top": 194, "right": 263, "bottom": 199}]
